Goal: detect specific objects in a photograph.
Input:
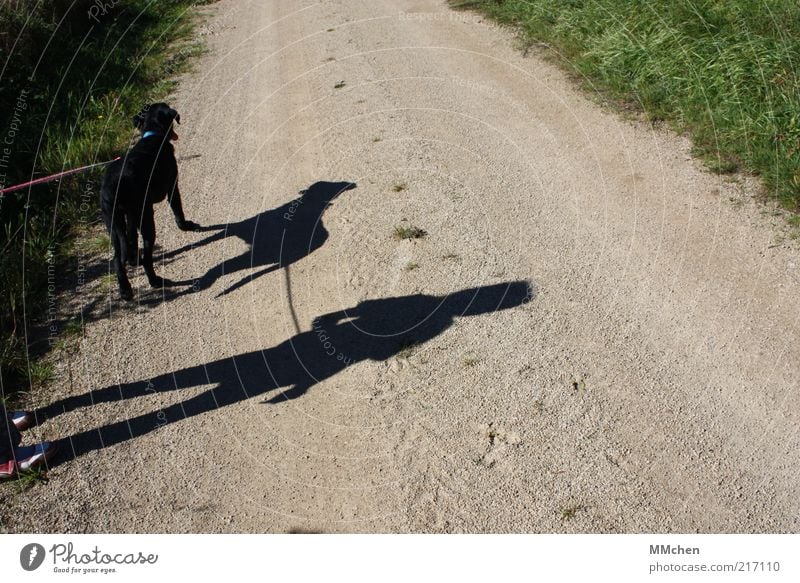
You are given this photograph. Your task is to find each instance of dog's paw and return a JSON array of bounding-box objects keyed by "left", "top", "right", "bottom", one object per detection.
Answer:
[
  {"left": 177, "top": 219, "right": 200, "bottom": 232},
  {"left": 119, "top": 286, "right": 134, "bottom": 301}
]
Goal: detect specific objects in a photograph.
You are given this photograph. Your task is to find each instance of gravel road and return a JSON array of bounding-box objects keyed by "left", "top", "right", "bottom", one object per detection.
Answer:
[{"left": 5, "top": 0, "right": 799, "bottom": 533}]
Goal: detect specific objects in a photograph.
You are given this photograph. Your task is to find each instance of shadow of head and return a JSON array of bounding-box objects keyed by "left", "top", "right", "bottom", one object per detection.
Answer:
[
  {"left": 338, "top": 279, "right": 536, "bottom": 338},
  {"left": 443, "top": 280, "right": 536, "bottom": 316},
  {"left": 298, "top": 181, "right": 357, "bottom": 209}
]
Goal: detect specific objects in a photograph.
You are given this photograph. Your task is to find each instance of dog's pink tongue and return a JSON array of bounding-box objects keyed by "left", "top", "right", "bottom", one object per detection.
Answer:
[{"left": 170, "top": 130, "right": 179, "bottom": 141}]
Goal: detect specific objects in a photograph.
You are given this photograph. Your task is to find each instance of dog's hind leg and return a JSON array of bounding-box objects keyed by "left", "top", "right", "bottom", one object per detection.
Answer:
[
  {"left": 100, "top": 172, "right": 133, "bottom": 300},
  {"left": 109, "top": 220, "right": 133, "bottom": 301},
  {"left": 124, "top": 211, "right": 139, "bottom": 266}
]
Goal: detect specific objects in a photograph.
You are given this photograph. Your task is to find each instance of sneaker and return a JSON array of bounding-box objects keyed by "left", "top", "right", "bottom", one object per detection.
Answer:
[
  {"left": 10, "top": 410, "right": 33, "bottom": 431},
  {"left": 16, "top": 442, "right": 56, "bottom": 471},
  {"left": 0, "top": 442, "right": 56, "bottom": 479}
]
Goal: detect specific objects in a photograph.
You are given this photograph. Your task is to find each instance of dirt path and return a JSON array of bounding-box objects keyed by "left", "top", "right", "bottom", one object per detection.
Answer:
[{"left": 6, "top": 0, "right": 800, "bottom": 533}]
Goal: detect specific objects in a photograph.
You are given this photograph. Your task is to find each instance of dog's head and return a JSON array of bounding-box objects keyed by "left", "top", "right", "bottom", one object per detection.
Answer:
[{"left": 133, "top": 103, "right": 180, "bottom": 141}]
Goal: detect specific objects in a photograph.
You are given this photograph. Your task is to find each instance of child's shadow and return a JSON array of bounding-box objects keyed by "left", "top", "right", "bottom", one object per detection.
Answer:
[
  {"left": 38, "top": 281, "right": 535, "bottom": 465},
  {"left": 166, "top": 181, "right": 356, "bottom": 297}
]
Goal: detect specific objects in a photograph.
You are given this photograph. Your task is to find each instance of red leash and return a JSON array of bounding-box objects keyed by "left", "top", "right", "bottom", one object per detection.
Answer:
[{"left": 0, "top": 156, "right": 121, "bottom": 196}]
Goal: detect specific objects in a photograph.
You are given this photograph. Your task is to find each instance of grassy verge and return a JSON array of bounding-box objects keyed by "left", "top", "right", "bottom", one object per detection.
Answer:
[
  {"left": 0, "top": 1, "right": 214, "bottom": 400},
  {"left": 451, "top": 0, "right": 800, "bottom": 207}
]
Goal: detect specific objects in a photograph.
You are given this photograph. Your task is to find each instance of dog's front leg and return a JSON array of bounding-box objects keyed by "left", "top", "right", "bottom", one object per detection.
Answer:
[{"left": 169, "top": 182, "right": 199, "bottom": 231}]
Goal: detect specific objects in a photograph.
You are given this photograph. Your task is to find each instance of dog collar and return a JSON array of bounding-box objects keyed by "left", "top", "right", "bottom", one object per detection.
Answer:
[{"left": 141, "top": 131, "right": 160, "bottom": 139}]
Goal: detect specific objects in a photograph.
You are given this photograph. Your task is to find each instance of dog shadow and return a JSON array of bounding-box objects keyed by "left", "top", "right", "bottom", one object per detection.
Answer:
[
  {"left": 164, "top": 181, "right": 357, "bottom": 297},
  {"left": 37, "top": 281, "right": 535, "bottom": 466}
]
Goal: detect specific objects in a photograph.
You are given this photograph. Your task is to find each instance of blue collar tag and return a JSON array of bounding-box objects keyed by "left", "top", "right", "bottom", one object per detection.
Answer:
[{"left": 142, "top": 131, "right": 160, "bottom": 139}]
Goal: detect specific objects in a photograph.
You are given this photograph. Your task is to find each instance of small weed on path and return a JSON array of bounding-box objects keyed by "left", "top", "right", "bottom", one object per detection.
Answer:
[{"left": 393, "top": 226, "right": 427, "bottom": 240}]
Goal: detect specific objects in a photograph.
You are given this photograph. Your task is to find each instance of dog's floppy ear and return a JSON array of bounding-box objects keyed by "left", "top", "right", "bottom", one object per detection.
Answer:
[{"left": 133, "top": 104, "right": 150, "bottom": 129}]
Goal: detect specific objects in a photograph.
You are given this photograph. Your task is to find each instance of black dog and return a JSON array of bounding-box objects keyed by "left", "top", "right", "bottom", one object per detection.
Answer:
[{"left": 100, "top": 103, "right": 199, "bottom": 300}]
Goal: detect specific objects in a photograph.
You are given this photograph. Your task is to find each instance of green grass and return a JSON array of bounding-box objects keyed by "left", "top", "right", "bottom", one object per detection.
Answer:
[
  {"left": 51, "top": 317, "right": 84, "bottom": 351},
  {"left": 98, "top": 273, "right": 117, "bottom": 293},
  {"left": 84, "top": 234, "right": 112, "bottom": 255},
  {"left": 560, "top": 504, "right": 584, "bottom": 521},
  {"left": 29, "top": 361, "right": 55, "bottom": 387},
  {"left": 0, "top": 1, "right": 216, "bottom": 393},
  {"left": 62, "top": 319, "right": 84, "bottom": 337},
  {"left": 404, "top": 261, "right": 420, "bottom": 271},
  {"left": 17, "top": 467, "right": 49, "bottom": 488},
  {"left": 393, "top": 225, "right": 428, "bottom": 240},
  {"left": 451, "top": 0, "right": 800, "bottom": 210},
  {"left": 1, "top": 467, "right": 49, "bottom": 494}
]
